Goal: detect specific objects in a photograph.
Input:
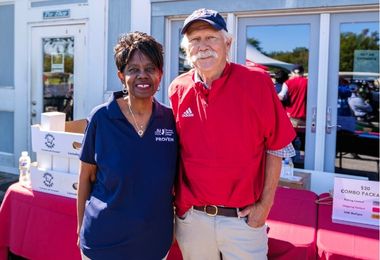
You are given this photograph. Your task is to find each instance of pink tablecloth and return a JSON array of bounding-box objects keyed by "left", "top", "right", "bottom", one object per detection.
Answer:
[
  {"left": 168, "top": 187, "right": 318, "bottom": 260},
  {"left": 267, "top": 187, "right": 318, "bottom": 260},
  {"left": 0, "top": 183, "right": 183, "bottom": 260},
  {"left": 317, "top": 193, "right": 379, "bottom": 260},
  {"left": 0, "top": 183, "right": 81, "bottom": 260},
  {"left": 0, "top": 184, "right": 318, "bottom": 260}
]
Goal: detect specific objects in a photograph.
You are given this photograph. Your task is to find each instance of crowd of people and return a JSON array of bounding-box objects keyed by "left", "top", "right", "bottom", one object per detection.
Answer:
[
  {"left": 272, "top": 64, "right": 379, "bottom": 159},
  {"left": 339, "top": 78, "right": 378, "bottom": 124}
]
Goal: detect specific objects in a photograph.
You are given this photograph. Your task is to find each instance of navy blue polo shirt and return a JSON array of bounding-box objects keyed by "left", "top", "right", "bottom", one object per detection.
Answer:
[{"left": 79, "top": 91, "right": 178, "bottom": 260}]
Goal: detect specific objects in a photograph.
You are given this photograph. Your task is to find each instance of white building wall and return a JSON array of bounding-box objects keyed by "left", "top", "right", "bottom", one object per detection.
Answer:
[
  {"left": 131, "top": 0, "right": 151, "bottom": 34},
  {"left": 3, "top": 0, "right": 107, "bottom": 174}
]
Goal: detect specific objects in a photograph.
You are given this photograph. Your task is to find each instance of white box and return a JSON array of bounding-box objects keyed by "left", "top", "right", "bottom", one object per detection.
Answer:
[
  {"left": 52, "top": 155, "right": 69, "bottom": 172},
  {"left": 69, "top": 158, "right": 80, "bottom": 174},
  {"left": 36, "top": 152, "right": 52, "bottom": 170},
  {"left": 31, "top": 119, "right": 87, "bottom": 159},
  {"left": 41, "top": 112, "right": 66, "bottom": 131},
  {"left": 30, "top": 165, "right": 78, "bottom": 199}
]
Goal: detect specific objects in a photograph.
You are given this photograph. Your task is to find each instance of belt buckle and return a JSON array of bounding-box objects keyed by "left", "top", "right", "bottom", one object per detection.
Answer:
[{"left": 204, "top": 205, "right": 218, "bottom": 216}]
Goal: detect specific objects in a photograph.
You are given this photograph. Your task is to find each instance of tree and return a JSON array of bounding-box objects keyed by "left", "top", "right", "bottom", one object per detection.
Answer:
[
  {"left": 247, "top": 38, "right": 264, "bottom": 53},
  {"left": 247, "top": 37, "right": 309, "bottom": 72},
  {"left": 269, "top": 47, "right": 309, "bottom": 72},
  {"left": 340, "top": 29, "right": 379, "bottom": 72}
]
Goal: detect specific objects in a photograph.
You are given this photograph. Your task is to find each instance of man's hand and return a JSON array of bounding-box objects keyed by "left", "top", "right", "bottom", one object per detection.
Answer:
[
  {"left": 238, "top": 201, "right": 270, "bottom": 228},
  {"left": 237, "top": 153, "right": 282, "bottom": 228}
]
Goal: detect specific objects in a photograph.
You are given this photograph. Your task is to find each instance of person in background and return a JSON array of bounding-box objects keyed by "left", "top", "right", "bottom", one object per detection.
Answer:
[
  {"left": 337, "top": 76, "right": 352, "bottom": 117},
  {"left": 169, "top": 8, "right": 296, "bottom": 259},
  {"left": 77, "top": 31, "right": 178, "bottom": 260},
  {"left": 283, "top": 65, "right": 308, "bottom": 127},
  {"left": 274, "top": 70, "right": 289, "bottom": 106},
  {"left": 348, "top": 83, "right": 373, "bottom": 121}
]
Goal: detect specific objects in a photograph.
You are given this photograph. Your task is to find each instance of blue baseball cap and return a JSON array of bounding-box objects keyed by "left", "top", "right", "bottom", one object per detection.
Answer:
[{"left": 181, "top": 8, "right": 228, "bottom": 34}]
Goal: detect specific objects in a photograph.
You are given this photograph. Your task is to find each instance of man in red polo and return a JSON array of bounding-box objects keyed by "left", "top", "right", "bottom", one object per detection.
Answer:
[
  {"left": 169, "top": 8, "right": 296, "bottom": 259},
  {"left": 284, "top": 65, "right": 308, "bottom": 127}
]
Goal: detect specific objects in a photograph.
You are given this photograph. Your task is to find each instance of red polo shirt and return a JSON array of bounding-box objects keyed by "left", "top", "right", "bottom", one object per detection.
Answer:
[
  {"left": 169, "top": 63, "right": 296, "bottom": 216},
  {"left": 285, "top": 76, "right": 308, "bottom": 120}
]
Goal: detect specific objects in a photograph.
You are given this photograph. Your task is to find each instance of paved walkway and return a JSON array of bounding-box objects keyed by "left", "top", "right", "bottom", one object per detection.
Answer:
[{"left": 0, "top": 172, "right": 18, "bottom": 205}]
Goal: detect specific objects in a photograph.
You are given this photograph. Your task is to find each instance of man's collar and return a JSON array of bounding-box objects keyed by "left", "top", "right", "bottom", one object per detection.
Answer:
[
  {"left": 193, "top": 62, "right": 231, "bottom": 88},
  {"left": 194, "top": 71, "right": 206, "bottom": 87}
]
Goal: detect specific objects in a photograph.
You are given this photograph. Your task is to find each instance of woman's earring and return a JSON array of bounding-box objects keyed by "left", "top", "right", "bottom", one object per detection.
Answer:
[{"left": 122, "top": 83, "right": 128, "bottom": 98}]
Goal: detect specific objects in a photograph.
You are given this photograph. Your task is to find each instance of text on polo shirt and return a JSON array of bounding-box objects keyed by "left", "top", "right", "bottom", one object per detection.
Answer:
[{"left": 155, "top": 128, "right": 175, "bottom": 142}]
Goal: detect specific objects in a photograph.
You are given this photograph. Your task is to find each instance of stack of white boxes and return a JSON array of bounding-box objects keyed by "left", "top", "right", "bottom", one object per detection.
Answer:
[{"left": 30, "top": 112, "right": 85, "bottom": 199}]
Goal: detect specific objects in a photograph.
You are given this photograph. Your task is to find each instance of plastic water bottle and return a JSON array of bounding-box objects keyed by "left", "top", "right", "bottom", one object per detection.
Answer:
[
  {"left": 282, "top": 157, "right": 294, "bottom": 178},
  {"left": 288, "top": 158, "right": 294, "bottom": 177},
  {"left": 19, "top": 151, "right": 31, "bottom": 188}
]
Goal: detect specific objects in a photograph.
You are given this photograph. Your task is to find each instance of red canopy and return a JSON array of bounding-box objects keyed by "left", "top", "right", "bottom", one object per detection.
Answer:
[{"left": 245, "top": 59, "right": 269, "bottom": 71}]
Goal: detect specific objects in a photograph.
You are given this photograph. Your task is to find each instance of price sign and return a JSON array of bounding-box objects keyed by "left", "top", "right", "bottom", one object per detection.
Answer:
[{"left": 332, "top": 177, "right": 379, "bottom": 228}]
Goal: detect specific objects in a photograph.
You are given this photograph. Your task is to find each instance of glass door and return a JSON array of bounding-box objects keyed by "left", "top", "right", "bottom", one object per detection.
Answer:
[
  {"left": 168, "top": 22, "right": 188, "bottom": 77},
  {"left": 237, "top": 15, "right": 320, "bottom": 170},
  {"left": 326, "top": 12, "right": 379, "bottom": 181},
  {"left": 31, "top": 24, "right": 86, "bottom": 125}
]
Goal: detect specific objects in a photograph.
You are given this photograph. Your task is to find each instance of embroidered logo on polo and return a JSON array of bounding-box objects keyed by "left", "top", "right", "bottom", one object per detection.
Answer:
[
  {"left": 182, "top": 107, "right": 194, "bottom": 117},
  {"left": 155, "top": 128, "right": 175, "bottom": 142}
]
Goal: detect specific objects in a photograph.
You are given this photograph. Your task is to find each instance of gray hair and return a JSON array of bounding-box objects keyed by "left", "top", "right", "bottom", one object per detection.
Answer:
[{"left": 180, "top": 29, "right": 233, "bottom": 67}]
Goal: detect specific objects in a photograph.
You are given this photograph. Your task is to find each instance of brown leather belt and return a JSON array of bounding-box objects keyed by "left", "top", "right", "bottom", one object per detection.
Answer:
[{"left": 193, "top": 205, "right": 239, "bottom": 217}]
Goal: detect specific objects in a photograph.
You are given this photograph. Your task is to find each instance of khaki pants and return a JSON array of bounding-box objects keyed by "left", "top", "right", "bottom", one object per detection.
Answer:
[{"left": 175, "top": 208, "right": 268, "bottom": 260}]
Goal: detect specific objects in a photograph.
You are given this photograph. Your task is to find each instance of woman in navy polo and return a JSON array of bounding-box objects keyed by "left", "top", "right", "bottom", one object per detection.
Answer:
[{"left": 77, "top": 32, "right": 178, "bottom": 259}]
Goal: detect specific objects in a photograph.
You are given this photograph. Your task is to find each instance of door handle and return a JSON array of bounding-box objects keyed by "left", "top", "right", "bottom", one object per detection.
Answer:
[
  {"left": 326, "top": 106, "right": 340, "bottom": 134},
  {"left": 311, "top": 107, "right": 317, "bottom": 133},
  {"left": 326, "top": 124, "right": 341, "bottom": 129}
]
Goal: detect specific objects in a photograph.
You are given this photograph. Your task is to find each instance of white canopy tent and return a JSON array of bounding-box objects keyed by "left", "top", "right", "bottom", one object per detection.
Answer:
[{"left": 246, "top": 44, "right": 295, "bottom": 72}]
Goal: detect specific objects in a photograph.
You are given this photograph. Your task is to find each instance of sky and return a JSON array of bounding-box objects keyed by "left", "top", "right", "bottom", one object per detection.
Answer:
[
  {"left": 247, "top": 24, "right": 310, "bottom": 53},
  {"left": 340, "top": 21, "right": 378, "bottom": 35},
  {"left": 246, "top": 22, "right": 378, "bottom": 54}
]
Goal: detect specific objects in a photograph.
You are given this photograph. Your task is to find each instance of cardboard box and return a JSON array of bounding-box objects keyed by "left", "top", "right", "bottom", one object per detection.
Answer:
[
  {"left": 30, "top": 118, "right": 86, "bottom": 198},
  {"left": 52, "top": 155, "right": 69, "bottom": 172},
  {"left": 31, "top": 119, "right": 87, "bottom": 159},
  {"left": 41, "top": 112, "right": 66, "bottom": 131},
  {"left": 36, "top": 152, "right": 52, "bottom": 170},
  {"left": 69, "top": 158, "right": 80, "bottom": 174},
  {"left": 30, "top": 165, "right": 78, "bottom": 199},
  {"left": 278, "top": 171, "right": 311, "bottom": 190}
]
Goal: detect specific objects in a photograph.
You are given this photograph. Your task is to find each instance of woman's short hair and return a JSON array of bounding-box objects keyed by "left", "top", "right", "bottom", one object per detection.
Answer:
[{"left": 114, "top": 31, "right": 164, "bottom": 73}]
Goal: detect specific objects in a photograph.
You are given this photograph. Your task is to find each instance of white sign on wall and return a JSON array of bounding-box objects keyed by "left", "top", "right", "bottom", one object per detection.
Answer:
[
  {"left": 353, "top": 50, "right": 379, "bottom": 74},
  {"left": 332, "top": 177, "right": 379, "bottom": 228},
  {"left": 51, "top": 53, "right": 65, "bottom": 72},
  {"left": 43, "top": 9, "right": 70, "bottom": 20}
]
